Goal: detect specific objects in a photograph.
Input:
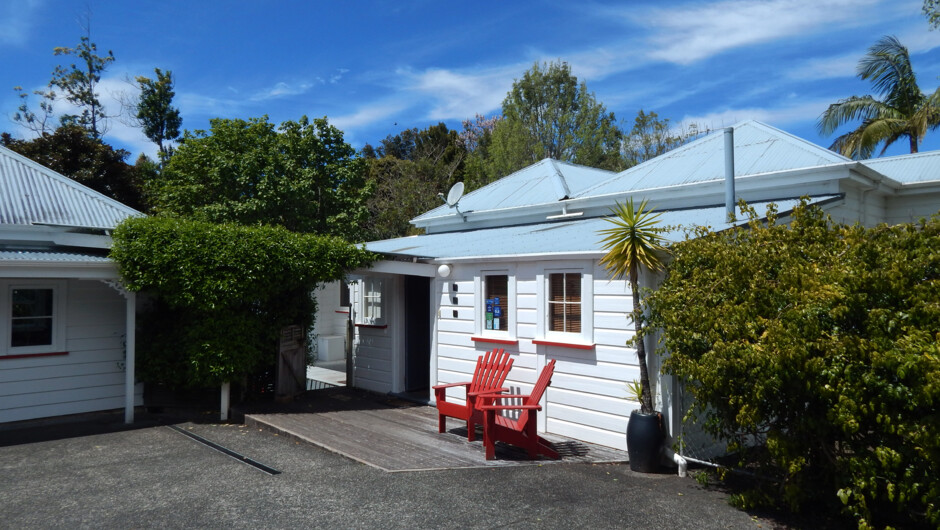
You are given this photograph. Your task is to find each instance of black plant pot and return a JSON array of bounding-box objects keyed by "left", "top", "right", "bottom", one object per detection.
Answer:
[{"left": 626, "top": 410, "right": 664, "bottom": 473}]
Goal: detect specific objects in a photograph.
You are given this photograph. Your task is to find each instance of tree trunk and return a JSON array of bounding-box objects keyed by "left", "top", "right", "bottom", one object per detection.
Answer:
[{"left": 631, "top": 268, "right": 654, "bottom": 414}]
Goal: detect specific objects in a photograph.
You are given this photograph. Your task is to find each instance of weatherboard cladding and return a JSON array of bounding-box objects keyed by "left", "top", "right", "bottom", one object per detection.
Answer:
[
  {"left": 0, "top": 146, "right": 140, "bottom": 229},
  {"left": 367, "top": 196, "right": 841, "bottom": 260},
  {"left": 861, "top": 151, "right": 940, "bottom": 184}
]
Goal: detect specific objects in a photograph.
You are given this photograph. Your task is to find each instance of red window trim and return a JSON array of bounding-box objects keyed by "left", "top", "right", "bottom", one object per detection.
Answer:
[
  {"left": 355, "top": 324, "right": 388, "bottom": 329},
  {"left": 471, "top": 336, "right": 519, "bottom": 346},
  {"left": 1, "top": 351, "right": 69, "bottom": 360},
  {"left": 532, "top": 339, "right": 594, "bottom": 350},
  {"left": 334, "top": 310, "right": 350, "bottom": 314}
]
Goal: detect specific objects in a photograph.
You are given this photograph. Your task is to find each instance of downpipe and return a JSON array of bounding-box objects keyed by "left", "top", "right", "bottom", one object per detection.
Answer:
[{"left": 662, "top": 445, "right": 688, "bottom": 477}]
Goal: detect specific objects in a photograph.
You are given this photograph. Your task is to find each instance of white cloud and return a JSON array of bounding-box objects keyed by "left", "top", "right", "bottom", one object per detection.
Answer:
[
  {"left": 250, "top": 81, "right": 313, "bottom": 101},
  {"left": 329, "top": 101, "right": 407, "bottom": 131},
  {"left": 677, "top": 97, "right": 834, "bottom": 130},
  {"left": 402, "top": 64, "right": 520, "bottom": 121},
  {"left": 628, "top": 0, "right": 882, "bottom": 65},
  {"left": 786, "top": 53, "right": 860, "bottom": 81},
  {"left": 0, "top": 0, "right": 43, "bottom": 47}
]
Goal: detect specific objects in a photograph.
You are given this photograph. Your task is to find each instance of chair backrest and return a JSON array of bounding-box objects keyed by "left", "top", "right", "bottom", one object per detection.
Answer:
[
  {"left": 468, "top": 348, "right": 513, "bottom": 394},
  {"left": 518, "top": 359, "right": 556, "bottom": 426}
]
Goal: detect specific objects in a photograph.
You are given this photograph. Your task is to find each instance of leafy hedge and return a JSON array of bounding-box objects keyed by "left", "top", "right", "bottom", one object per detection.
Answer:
[
  {"left": 645, "top": 202, "right": 939, "bottom": 528},
  {"left": 111, "top": 216, "right": 374, "bottom": 387}
]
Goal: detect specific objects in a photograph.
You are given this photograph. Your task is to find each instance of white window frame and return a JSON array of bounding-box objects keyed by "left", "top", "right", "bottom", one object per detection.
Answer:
[
  {"left": 0, "top": 280, "right": 67, "bottom": 356},
  {"left": 474, "top": 267, "right": 516, "bottom": 340},
  {"left": 357, "top": 276, "right": 387, "bottom": 326},
  {"left": 536, "top": 264, "right": 593, "bottom": 345}
]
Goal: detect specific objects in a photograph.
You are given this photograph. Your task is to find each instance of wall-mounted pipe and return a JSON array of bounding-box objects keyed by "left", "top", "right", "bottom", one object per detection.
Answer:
[{"left": 724, "top": 127, "right": 735, "bottom": 221}]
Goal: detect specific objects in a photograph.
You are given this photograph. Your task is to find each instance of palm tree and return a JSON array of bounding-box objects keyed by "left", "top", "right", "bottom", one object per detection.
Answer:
[
  {"left": 818, "top": 35, "right": 940, "bottom": 159},
  {"left": 598, "top": 198, "right": 667, "bottom": 414}
]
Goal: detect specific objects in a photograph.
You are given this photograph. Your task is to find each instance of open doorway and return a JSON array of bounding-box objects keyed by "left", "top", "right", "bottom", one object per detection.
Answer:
[
  {"left": 402, "top": 275, "right": 431, "bottom": 396},
  {"left": 307, "top": 281, "right": 350, "bottom": 389}
]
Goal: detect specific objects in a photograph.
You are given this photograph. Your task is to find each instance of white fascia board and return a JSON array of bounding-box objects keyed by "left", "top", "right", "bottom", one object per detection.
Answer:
[
  {"left": 433, "top": 251, "right": 605, "bottom": 263},
  {"left": 0, "top": 260, "right": 119, "bottom": 279},
  {"left": 416, "top": 163, "right": 861, "bottom": 233},
  {"left": 894, "top": 180, "right": 940, "bottom": 195},
  {"left": 355, "top": 259, "right": 437, "bottom": 277}
]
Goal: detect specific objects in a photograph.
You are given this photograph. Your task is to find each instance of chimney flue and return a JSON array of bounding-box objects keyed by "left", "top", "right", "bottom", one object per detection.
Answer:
[{"left": 724, "top": 127, "right": 735, "bottom": 222}]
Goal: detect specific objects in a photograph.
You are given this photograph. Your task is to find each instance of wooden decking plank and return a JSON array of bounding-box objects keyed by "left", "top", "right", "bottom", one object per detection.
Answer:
[{"left": 243, "top": 389, "right": 628, "bottom": 472}]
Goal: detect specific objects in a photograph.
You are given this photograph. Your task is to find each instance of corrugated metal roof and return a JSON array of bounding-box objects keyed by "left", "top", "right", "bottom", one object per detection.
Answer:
[
  {"left": 861, "top": 151, "right": 940, "bottom": 184},
  {"left": 0, "top": 145, "right": 141, "bottom": 229},
  {"left": 580, "top": 121, "right": 850, "bottom": 197},
  {"left": 413, "top": 159, "right": 615, "bottom": 222},
  {"left": 0, "top": 248, "right": 111, "bottom": 263},
  {"left": 369, "top": 196, "right": 841, "bottom": 260}
]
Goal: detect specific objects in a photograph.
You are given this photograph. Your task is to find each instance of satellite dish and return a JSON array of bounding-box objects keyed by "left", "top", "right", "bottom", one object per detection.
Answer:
[{"left": 445, "top": 182, "right": 465, "bottom": 206}]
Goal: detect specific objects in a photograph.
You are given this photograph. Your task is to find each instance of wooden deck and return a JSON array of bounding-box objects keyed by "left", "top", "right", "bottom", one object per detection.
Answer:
[{"left": 242, "top": 388, "right": 628, "bottom": 472}]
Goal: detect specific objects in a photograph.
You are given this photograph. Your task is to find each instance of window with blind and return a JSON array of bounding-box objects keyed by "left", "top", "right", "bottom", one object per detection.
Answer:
[
  {"left": 484, "top": 274, "right": 508, "bottom": 332},
  {"left": 548, "top": 272, "right": 581, "bottom": 333}
]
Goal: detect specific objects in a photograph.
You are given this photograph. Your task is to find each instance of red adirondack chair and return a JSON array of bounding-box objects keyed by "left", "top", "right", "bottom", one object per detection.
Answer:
[
  {"left": 432, "top": 348, "right": 514, "bottom": 441},
  {"left": 477, "top": 359, "right": 559, "bottom": 460}
]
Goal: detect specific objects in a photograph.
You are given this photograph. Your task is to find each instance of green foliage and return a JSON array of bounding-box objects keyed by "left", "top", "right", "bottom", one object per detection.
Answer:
[
  {"left": 622, "top": 110, "right": 709, "bottom": 166},
  {"left": 111, "top": 217, "right": 374, "bottom": 387},
  {"left": 1, "top": 125, "right": 146, "bottom": 210},
  {"left": 361, "top": 123, "right": 467, "bottom": 239},
  {"left": 645, "top": 201, "right": 940, "bottom": 528},
  {"left": 487, "top": 60, "right": 623, "bottom": 177},
  {"left": 50, "top": 35, "right": 115, "bottom": 139},
  {"left": 925, "top": 0, "right": 940, "bottom": 29},
  {"left": 136, "top": 68, "right": 181, "bottom": 158},
  {"left": 817, "top": 35, "right": 940, "bottom": 158},
  {"left": 598, "top": 199, "right": 668, "bottom": 414},
  {"left": 152, "top": 115, "right": 372, "bottom": 239}
]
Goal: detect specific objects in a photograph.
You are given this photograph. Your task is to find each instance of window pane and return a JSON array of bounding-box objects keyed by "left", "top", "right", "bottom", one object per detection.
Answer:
[
  {"left": 485, "top": 275, "right": 508, "bottom": 331},
  {"left": 11, "top": 288, "right": 55, "bottom": 347},
  {"left": 548, "top": 273, "right": 580, "bottom": 333},
  {"left": 12, "top": 289, "right": 53, "bottom": 318},
  {"left": 12, "top": 318, "right": 53, "bottom": 347}
]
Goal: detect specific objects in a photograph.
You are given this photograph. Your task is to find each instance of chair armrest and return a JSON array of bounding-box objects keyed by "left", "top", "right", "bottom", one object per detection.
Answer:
[
  {"left": 467, "top": 387, "right": 508, "bottom": 398},
  {"left": 432, "top": 381, "right": 471, "bottom": 390},
  {"left": 476, "top": 393, "right": 529, "bottom": 401},
  {"left": 478, "top": 404, "right": 543, "bottom": 411}
]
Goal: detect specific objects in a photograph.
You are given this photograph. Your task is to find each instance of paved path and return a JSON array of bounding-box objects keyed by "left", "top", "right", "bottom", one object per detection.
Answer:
[{"left": 0, "top": 404, "right": 784, "bottom": 529}]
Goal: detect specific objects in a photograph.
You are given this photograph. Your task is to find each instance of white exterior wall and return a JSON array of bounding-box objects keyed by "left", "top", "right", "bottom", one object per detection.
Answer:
[
  {"left": 350, "top": 275, "right": 400, "bottom": 394},
  {"left": 433, "top": 259, "right": 640, "bottom": 451},
  {"left": 0, "top": 279, "right": 142, "bottom": 423},
  {"left": 885, "top": 192, "right": 940, "bottom": 225}
]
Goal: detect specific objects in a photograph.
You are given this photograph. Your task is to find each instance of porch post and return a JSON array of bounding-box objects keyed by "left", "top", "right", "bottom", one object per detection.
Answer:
[{"left": 124, "top": 290, "right": 136, "bottom": 424}]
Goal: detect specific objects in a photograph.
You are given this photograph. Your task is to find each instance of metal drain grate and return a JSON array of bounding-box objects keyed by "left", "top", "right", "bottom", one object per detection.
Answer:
[{"left": 168, "top": 425, "right": 281, "bottom": 475}]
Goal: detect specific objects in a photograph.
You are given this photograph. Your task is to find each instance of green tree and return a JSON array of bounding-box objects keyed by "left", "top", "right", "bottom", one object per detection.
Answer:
[
  {"left": 362, "top": 123, "right": 467, "bottom": 239},
  {"left": 135, "top": 68, "right": 182, "bottom": 158},
  {"left": 487, "top": 61, "right": 623, "bottom": 177},
  {"left": 818, "top": 35, "right": 940, "bottom": 158},
  {"left": 598, "top": 199, "right": 668, "bottom": 413},
  {"left": 50, "top": 35, "right": 115, "bottom": 139},
  {"left": 622, "top": 110, "right": 709, "bottom": 166},
  {"left": 924, "top": 0, "right": 940, "bottom": 28},
  {"left": 152, "top": 115, "right": 372, "bottom": 240},
  {"left": 644, "top": 201, "right": 940, "bottom": 528},
  {"left": 1, "top": 125, "right": 145, "bottom": 210}
]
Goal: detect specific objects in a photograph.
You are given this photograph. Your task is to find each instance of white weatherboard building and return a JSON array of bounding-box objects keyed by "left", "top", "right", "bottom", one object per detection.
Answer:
[
  {"left": 324, "top": 121, "right": 940, "bottom": 451},
  {"left": 0, "top": 146, "right": 142, "bottom": 424}
]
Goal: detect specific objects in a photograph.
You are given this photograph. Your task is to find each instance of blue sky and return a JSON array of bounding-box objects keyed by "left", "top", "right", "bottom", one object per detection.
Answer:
[{"left": 3, "top": 0, "right": 940, "bottom": 161}]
